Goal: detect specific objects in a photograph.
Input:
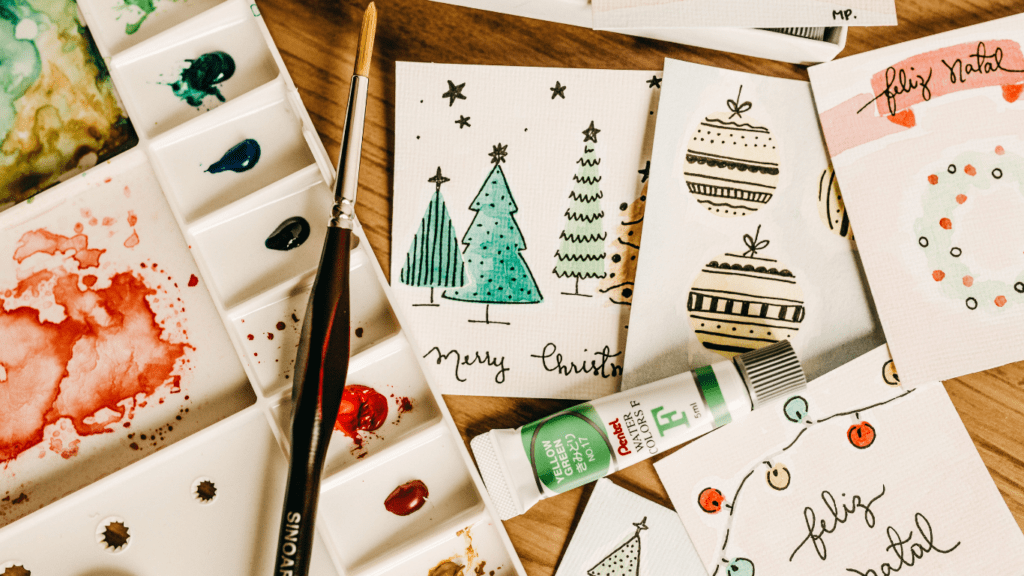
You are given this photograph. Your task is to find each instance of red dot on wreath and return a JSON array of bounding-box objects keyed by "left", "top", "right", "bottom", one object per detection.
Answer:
[
  {"left": 848, "top": 421, "right": 876, "bottom": 449},
  {"left": 940, "top": 218, "right": 952, "bottom": 230},
  {"left": 956, "top": 194, "right": 967, "bottom": 204},
  {"left": 964, "top": 164, "right": 977, "bottom": 176},
  {"left": 963, "top": 276, "right": 973, "bottom": 287},
  {"left": 698, "top": 487, "right": 724, "bottom": 514},
  {"left": 932, "top": 270, "right": 945, "bottom": 281},
  {"left": 928, "top": 174, "right": 939, "bottom": 185},
  {"left": 996, "top": 145, "right": 1005, "bottom": 155},
  {"left": 996, "top": 295, "right": 1007, "bottom": 307}
]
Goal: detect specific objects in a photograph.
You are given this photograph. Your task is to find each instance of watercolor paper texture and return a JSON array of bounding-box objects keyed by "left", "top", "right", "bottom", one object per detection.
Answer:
[
  {"left": 591, "top": 0, "right": 896, "bottom": 29},
  {"left": 655, "top": 346, "right": 1024, "bottom": 575},
  {"left": 622, "top": 59, "right": 882, "bottom": 391},
  {"left": 0, "top": 0, "right": 136, "bottom": 209},
  {"left": 808, "top": 14, "right": 1024, "bottom": 386},
  {"left": 553, "top": 479, "right": 706, "bottom": 576},
  {"left": 393, "top": 63, "right": 660, "bottom": 399}
]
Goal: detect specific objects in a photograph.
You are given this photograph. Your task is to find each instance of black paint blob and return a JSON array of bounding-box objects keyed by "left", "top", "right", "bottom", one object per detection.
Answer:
[
  {"left": 265, "top": 217, "right": 311, "bottom": 251},
  {"left": 207, "top": 139, "right": 261, "bottom": 174},
  {"left": 171, "top": 51, "right": 236, "bottom": 107}
]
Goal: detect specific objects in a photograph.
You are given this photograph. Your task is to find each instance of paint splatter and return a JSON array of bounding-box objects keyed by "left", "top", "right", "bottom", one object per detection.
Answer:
[
  {"left": 354, "top": 327, "right": 364, "bottom": 338},
  {"left": 429, "top": 561, "right": 465, "bottom": 576},
  {"left": 276, "top": 321, "right": 286, "bottom": 330},
  {"left": 333, "top": 385, "right": 388, "bottom": 449},
  {"left": 265, "top": 217, "right": 311, "bottom": 251},
  {"left": 384, "top": 479, "right": 429, "bottom": 516},
  {"left": 188, "top": 274, "right": 199, "bottom": 287},
  {"left": 206, "top": 139, "right": 261, "bottom": 174},
  {"left": 0, "top": 227, "right": 189, "bottom": 465},
  {"left": 170, "top": 51, "right": 235, "bottom": 108},
  {"left": 120, "top": 0, "right": 156, "bottom": 34},
  {"left": 124, "top": 230, "right": 139, "bottom": 248}
]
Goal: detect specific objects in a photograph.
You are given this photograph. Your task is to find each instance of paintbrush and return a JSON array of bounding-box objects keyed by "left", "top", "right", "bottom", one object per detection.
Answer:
[{"left": 273, "top": 4, "right": 375, "bottom": 575}]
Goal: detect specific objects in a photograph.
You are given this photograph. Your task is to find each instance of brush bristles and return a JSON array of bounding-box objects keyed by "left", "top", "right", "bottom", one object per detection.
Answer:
[{"left": 354, "top": 2, "right": 376, "bottom": 78}]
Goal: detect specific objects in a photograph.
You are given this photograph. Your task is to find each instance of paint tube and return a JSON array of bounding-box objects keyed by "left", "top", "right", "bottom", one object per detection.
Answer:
[{"left": 471, "top": 340, "right": 806, "bottom": 520}]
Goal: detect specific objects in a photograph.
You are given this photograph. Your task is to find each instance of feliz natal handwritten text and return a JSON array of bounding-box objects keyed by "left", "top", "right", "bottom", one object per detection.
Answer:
[
  {"left": 860, "top": 40, "right": 1024, "bottom": 117},
  {"left": 790, "top": 486, "right": 960, "bottom": 573}
]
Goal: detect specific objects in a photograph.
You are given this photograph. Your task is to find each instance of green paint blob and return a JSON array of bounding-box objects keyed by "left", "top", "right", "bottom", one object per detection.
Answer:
[
  {"left": 122, "top": 0, "right": 155, "bottom": 34},
  {"left": 170, "top": 51, "right": 235, "bottom": 108}
]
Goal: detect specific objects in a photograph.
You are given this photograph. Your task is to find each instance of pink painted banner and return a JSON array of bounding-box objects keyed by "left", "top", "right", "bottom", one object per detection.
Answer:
[{"left": 867, "top": 39, "right": 1024, "bottom": 117}]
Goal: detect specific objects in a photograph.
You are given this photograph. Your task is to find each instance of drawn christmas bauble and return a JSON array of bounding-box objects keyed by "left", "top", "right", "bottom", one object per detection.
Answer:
[
  {"left": 766, "top": 463, "right": 791, "bottom": 490},
  {"left": 698, "top": 487, "right": 725, "bottom": 514},
  {"left": 687, "top": 250, "right": 804, "bottom": 358},
  {"left": 817, "top": 166, "right": 853, "bottom": 239},
  {"left": 725, "top": 558, "right": 755, "bottom": 576},
  {"left": 783, "top": 396, "right": 808, "bottom": 423},
  {"left": 684, "top": 111, "right": 779, "bottom": 217},
  {"left": 882, "top": 359, "right": 899, "bottom": 386},
  {"left": 847, "top": 421, "right": 876, "bottom": 449}
]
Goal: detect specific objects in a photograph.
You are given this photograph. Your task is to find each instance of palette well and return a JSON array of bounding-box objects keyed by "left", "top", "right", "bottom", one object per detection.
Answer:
[{"left": 0, "top": 0, "right": 526, "bottom": 574}]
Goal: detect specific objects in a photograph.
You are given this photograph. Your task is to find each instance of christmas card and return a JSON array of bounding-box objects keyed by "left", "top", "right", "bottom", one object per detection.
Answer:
[
  {"left": 621, "top": 58, "right": 883, "bottom": 390},
  {"left": 591, "top": 0, "right": 897, "bottom": 30},
  {"left": 553, "top": 479, "right": 706, "bottom": 576},
  {"left": 655, "top": 345, "right": 1024, "bottom": 575},
  {"left": 392, "top": 63, "right": 660, "bottom": 399},
  {"left": 808, "top": 14, "right": 1024, "bottom": 386}
]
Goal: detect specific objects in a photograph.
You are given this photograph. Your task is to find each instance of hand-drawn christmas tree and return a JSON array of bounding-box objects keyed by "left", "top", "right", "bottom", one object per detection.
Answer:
[
  {"left": 400, "top": 167, "right": 466, "bottom": 306},
  {"left": 442, "top": 143, "right": 543, "bottom": 324},
  {"left": 588, "top": 517, "right": 647, "bottom": 576},
  {"left": 599, "top": 171, "right": 647, "bottom": 306},
  {"left": 554, "top": 121, "right": 607, "bottom": 297}
]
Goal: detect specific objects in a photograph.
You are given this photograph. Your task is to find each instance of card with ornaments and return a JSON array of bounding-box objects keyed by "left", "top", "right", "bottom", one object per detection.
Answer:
[
  {"left": 622, "top": 58, "right": 884, "bottom": 391},
  {"left": 808, "top": 13, "right": 1024, "bottom": 386},
  {"left": 655, "top": 345, "right": 1024, "bottom": 576}
]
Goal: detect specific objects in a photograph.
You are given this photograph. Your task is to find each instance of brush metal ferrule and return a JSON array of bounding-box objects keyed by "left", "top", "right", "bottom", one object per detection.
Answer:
[{"left": 331, "top": 75, "right": 369, "bottom": 229}]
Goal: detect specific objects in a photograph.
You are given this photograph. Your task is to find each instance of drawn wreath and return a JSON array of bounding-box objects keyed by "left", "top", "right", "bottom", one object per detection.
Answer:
[{"left": 914, "top": 145, "right": 1024, "bottom": 311}]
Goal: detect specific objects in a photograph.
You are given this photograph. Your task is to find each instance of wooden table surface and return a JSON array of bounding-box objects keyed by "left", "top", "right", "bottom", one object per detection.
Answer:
[{"left": 254, "top": 0, "right": 1024, "bottom": 573}]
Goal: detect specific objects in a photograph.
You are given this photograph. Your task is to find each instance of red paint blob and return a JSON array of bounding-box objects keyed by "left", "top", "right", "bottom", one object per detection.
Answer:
[
  {"left": 939, "top": 218, "right": 952, "bottom": 230},
  {"left": 276, "top": 321, "right": 286, "bottom": 330},
  {"left": 267, "top": 332, "right": 274, "bottom": 340},
  {"left": 74, "top": 223, "right": 84, "bottom": 234},
  {"left": 964, "top": 164, "right": 976, "bottom": 176},
  {"left": 996, "top": 145, "right": 1006, "bottom": 155},
  {"left": 996, "top": 295, "right": 1007, "bottom": 307},
  {"left": 127, "top": 211, "right": 137, "bottom": 226},
  {"left": 932, "top": 270, "right": 945, "bottom": 282},
  {"left": 124, "top": 230, "right": 140, "bottom": 248},
  {"left": 102, "top": 217, "right": 116, "bottom": 226},
  {"left": 847, "top": 421, "right": 876, "bottom": 449},
  {"left": 963, "top": 276, "right": 973, "bottom": 287},
  {"left": 82, "top": 275, "right": 98, "bottom": 287},
  {"left": 247, "top": 334, "right": 255, "bottom": 340},
  {"left": 399, "top": 396, "right": 413, "bottom": 413},
  {"left": 188, "top": 274, "right": 199, "bottom": 287},
  {"left": 14, "top": 229, "right": 105, "bottom": 269},
  {"left": 334, "top": 385, "right": 389, "bottom": 447},
  {"left": 698, "top": 487, "right": 724, "bottom": 514},
  {"left": 956, "top": 194, "right": 967, "bottom": 204},
  {"left": 384, "top": 480, "right": 429, "bottom": 516},
  {"left": 928, "top": 174, "right": 938, "bottom": 185}
]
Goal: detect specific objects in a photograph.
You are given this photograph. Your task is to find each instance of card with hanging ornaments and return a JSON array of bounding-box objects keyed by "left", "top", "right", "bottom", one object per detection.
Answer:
[
  {"left": 654, "top": 345, "right": 1024, "bottom": 576},
  {"left": 808, "top": 13, "right": 1024, "bottom": 387},
  {"left": 392, "top": 63, "right": 661, "bottom": 399},
  {"left": 621, "top": 58, "right": 884, "bottom": 390}
]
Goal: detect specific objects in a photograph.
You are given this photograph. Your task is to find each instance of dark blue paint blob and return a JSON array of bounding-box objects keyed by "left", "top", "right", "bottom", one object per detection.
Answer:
[
  {"left": 206, "top": 139, "right": 261, "bottom": 174},
  {"left": 265, "top": 217, "right": 311, "bottom": 251},
  {"left": 171, "top": 51, "right": 235, "bottom": 107}
]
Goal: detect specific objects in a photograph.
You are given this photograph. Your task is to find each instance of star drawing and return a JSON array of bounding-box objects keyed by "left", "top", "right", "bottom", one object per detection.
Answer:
[
  {"left": 639, "top": 160, "right": 650, "bottom": 182},
  {"left": 550, "top": 81, "right": 567, "bottom": 99},
  {"left": 442, "top": 80, "right": 466, "bottom": 106},
  {"left": 455, "top": 115, "right": 471, "bottom": 128},
  {"left": 428, "top": 167, "right": 450, "bottom": 190},
  {"left": 489, "top": 143, "right": 508, "bottom": 165},
  {"left": 582, "top": 120, "right": 600, "bottom": 143},
  {"left": 647, "top": 75, "right": 662, "bottom": 89}
]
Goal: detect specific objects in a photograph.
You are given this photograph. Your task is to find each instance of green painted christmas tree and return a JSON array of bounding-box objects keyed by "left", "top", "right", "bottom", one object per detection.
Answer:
[
  {"left": 588, "top": 518, "right": 647, "bottom": 576},
  {"left": 443, "top": 143, "right": 542, "bottom": 324},
  {"left": 554, "top": 121, "right": 607, "bottom": 297},
  {"left": 400, "top": 167, "right": 466, "bottom": 305}
]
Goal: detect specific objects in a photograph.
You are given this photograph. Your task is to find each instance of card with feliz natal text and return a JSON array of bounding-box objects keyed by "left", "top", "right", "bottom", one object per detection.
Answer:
[
  {"left": 622, "top": 58, "right": 883, "bottom": 390},
  {"left": 655, "top": 345, "right": 1024, "bottom": 576},
  {"left": 591, "top": 0, "right": 897, "bottom": 30},
  {"left": 808, "top": 13, "right": 1024, "bottom": 387},
  {"left": 392, "top": 63, "right": 660, "bottom": 399}
]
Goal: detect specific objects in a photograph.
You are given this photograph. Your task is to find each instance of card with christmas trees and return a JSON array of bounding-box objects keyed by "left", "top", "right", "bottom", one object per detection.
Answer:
[
  {"left": 622, "top": 58, "right": 884, "bottom": 390},
  {"left": 392, "top": 63, "right": 659, "bottom": 399},
  {"left": 655, "top": 345, "right": 1024, "bottom": 575},
  {"left": 808, "top": 14, "right": 1024, "bottom": 387},
  {"left": 553, "top": 479, "right": 705, "bottom": 576}
]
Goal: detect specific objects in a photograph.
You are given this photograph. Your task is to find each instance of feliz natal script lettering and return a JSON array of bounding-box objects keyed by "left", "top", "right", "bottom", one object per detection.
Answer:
[
  {"left": 859, "top": 40, "right": 1024, "bottom": 117},
  {"left": 789, "top": 486, "right": 960, "bottom": 572}
]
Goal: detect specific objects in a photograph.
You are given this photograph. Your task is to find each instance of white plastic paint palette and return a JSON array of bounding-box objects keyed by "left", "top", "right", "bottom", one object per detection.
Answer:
[{"left": 0, "top": 1, "right": 524, "bottom": 575}]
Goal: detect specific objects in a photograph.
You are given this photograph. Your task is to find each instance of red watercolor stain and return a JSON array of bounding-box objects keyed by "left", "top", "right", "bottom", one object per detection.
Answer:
[
  {"left": 104, "top": 177, "right": 112, "bottom": 183},
  {"left": 996, "top": 295, "right": 1007, "bottom": 307},
  {"left": 939, "top": 218, "right": 952, "bottom": 230},
  {"left": 247, "top": 334, "right": 254, "bottom": 341},
  {"left": 74, "top": 223, "right": 84, "bottom": 234},
  {"left": 963, "top": 276, "right": 973, "bottom": 287},
  {"left": 964, "top": 164, "right": 976, "bottom": 176},
  {"left": 996, "top": 145, "right": 1006, "bottom": 155},
  {"left": 887, "top": 109, "right": 915, "bottom": 128},
  {"left": 1004, "top": 83, "right": 1023, "bottom": 103},
  {"left": 334, "top": 385, "right": 389, "bottom": 449},
  {"left": 89, "top": 218, "right": 98, "bottom": 226},
  {"left": 102, "top": 217, "right": 116, "bottom": 226},
  {"left": 267, "top": 332, "right": 274, "bottom": 340},
  {"left": 82, "top": 275, "right": 98, "bottom": 287},
  {"left": 188, "top": 274, "right": 199, "bottom": 287},
  {"left": 398, "top": 396, "right": 413, "bottom": 414},
  {"left": 956, "top": 194, "right": 967, "bottom": 204},
  {"left": 14, "top": 229, "right": 105, "bottom": 269},
  {"left": 932, "top": 270, "right": 945, "bottom": 281},
  {"left": 384, "top": 480, "right": 429, "bottom": 516},
  {"left": 276, "top": 321, "right": 286, "bottom": 330},
  {"left": 928, "top": 174, "right": 939, "bottom": 185},
  {"left": 124, "top": 186, "right": 131, "bottom": 197},
  {"left": 124, "top": 230, "right": 140, "bottom": 248},
  {"left": 127, "top": 211, "right": 137, "bottom": 227},
  {"left": 0, "top": 228, "right": 190, "bottom": 465}
]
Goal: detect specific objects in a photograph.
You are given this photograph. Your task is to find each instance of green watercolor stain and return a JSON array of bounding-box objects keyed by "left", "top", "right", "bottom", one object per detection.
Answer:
[
  {"left": 170, "top": 51, "right": 235, "bottom": 108},
  {"left": 122, "top": 0, "right": 155, "bottom": 35},
  {"left": 0, "top": 1, "right": 43, "bottom": 139}
]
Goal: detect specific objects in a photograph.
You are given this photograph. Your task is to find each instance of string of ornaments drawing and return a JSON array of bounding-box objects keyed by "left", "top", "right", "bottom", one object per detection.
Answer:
[
  {"left": 915, "top": 145, "right": 1024, "bottom": 311},
  {"left": 599, "top": 160, "right": 648, "bottom": 306}
]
